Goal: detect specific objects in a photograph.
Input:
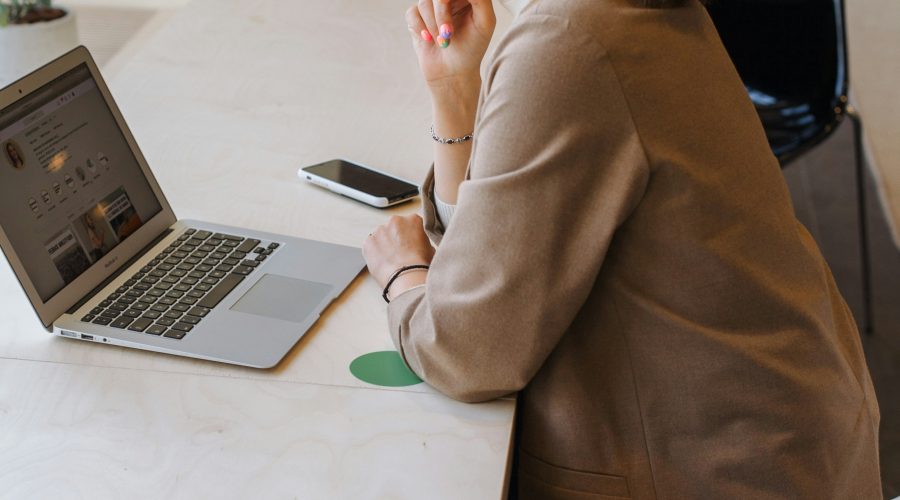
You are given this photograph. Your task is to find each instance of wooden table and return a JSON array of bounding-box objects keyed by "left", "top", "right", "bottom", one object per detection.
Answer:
[{"left": 0, "top": 0, "right": 517, "bottom": 497}]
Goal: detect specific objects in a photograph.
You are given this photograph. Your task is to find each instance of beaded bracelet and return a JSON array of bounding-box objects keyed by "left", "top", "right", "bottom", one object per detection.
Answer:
[
  {"left": 382, "top": 264, "right": 430, "bottom": 303},
  {"left": 431, "top": 125, "right": 474, "bottom": 145}
]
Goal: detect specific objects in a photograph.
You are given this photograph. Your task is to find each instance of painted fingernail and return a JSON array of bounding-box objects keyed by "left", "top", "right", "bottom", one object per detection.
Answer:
[
  {"left": 437, "top": 37, "right": 450, "bottom": 48},
  {"left": 420, "top": 29, "right": 433, "bottom": 42},
  {"left": 440, "top": 23, "right": 453, "bottom": 39}
]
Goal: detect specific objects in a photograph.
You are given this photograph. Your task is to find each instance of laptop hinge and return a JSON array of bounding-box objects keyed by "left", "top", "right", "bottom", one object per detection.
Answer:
[{"left": 66, "top": 228, "right": 174, "bottom": 315}]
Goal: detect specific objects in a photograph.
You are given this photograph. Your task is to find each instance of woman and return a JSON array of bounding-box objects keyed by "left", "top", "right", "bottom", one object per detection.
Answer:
[
  {"left": 6, "top": 141, "right": 25, "bottom": 169},
  {"left": 363, "top": 0, "right": 882, "bottom": 497}
]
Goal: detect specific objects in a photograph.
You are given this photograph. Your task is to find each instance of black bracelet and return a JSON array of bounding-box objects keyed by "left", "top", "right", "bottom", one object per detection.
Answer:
[{"left": 382, "top": 264, "right": 430, "bottom": 303}]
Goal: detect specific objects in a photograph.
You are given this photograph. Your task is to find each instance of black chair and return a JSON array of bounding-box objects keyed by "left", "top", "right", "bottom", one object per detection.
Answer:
[{"left": 706, "top": 0, "right": 872, "bottom": 334}]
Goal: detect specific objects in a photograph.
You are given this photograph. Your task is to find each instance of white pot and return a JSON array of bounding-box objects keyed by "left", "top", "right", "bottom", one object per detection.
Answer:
[{"left": 0, "top": 7, "right": 79, "bottom": 87}]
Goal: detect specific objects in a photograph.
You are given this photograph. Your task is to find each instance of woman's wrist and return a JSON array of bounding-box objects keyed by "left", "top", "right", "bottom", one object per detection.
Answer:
[
  {"left": 386, "top": 269, "right": 428, "bottom": 301},
  {"left": 429, "top": 76, "right": 481, "bottom": 136}
]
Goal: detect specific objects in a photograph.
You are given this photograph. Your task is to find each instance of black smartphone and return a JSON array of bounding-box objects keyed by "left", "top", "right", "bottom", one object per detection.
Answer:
[{"left": 299, "top": 159, "right": 419, "bottom": 208}]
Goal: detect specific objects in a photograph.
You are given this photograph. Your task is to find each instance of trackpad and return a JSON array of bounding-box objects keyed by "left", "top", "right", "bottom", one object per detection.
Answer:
[{"left": 231, "top": 274, "right": 333, "bottom": 323}]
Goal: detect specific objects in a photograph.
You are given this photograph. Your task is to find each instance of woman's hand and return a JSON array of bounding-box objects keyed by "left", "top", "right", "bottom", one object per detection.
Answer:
[
  {"left": 405, "top": 0, "right": 496, "bottom": 89},
  {"left": 363, "top": 215, "right": 435, "bottom": 298}
]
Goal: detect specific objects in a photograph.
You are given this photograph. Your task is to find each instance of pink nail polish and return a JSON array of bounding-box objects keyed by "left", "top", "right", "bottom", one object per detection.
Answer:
[
  {"left": 439, "top": 23, "right": 453, "bottom": 39},
  {"left": 420, "top": 29, "right": 433, "bottom": 42}
]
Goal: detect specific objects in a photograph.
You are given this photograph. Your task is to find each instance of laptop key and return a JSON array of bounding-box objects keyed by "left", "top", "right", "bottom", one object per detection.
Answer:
[
  {"left": 156, "top": 317, "right": 175, "bottom": 326},
  {"left": 188, "top": 306, "right": 210, "bottom": 318},
  {"left": 142, "top": 311, "right": 162, "bottom": 319},
  {"left": 172, "top": 303, "right": 190, "bottom": 312},
  {"left": 110, "top": 317, "right": 134, "bottom": 329},
  {"left": 92, "top": 316, "right": 112, "bottom": 326},
  {"left": 127, "top": 318, "right": 153, "bottom": 332},
  {"left": 180, "top": 315, "right": 201, "bottom": 325},
  {"left": 235, "top": 239, "right": 261, "bottom": 254},
  {"left": 81, "top": 314, "right": 96, "bottom": 322},
  {"left": 217, "top": 233, "right": 243, "bottom": 241},
  {"left": 123, "top": 310, "right": 142, "bottom": 319},
  {"left": 180, "top": 297, "right": 198, "bottom": 305},
  {"left": 241, "top": 260, "right": 259, "bottom": 268},
  {"left": 164, "top": 310, "right": 184, "bottom": 320},
  {"left": 198, "top": 273, "right": 245, "bottom": 309},
  {"left": 233, "top": 266, "right": 253, "bottom": 276},
  {"left": 146, "top": 325, "right": 167, "bottom": 336},
  {"left": 195, "top": 230, "right": 212, "bottom": 240},
  {"left": 268, "top": 242, "right": 280, "bottom": 250},
  {"left": 171, "top": 322, "right": 194, "bottom": 333},
  {"left": 164, "top": 330, "right": 186, "bottom": 340},
  {"left": 151, "top": 304, "right": 169, "bottom": 313},
  {"left": 100, "top": 310, "right": 120, "bottom": 319},
  {"left": 158, "top": 297, "right": 177, "bottom": 305}
]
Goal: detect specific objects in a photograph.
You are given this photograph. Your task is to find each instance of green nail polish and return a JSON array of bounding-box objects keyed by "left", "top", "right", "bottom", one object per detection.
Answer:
[{"left": 438, "top": 37, "right": 449, "bottom": 48}]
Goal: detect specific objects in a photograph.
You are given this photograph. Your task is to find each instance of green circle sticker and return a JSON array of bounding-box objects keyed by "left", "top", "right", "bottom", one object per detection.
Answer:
[{"left": 350, "top": 351, "right": 423, "bottom": 387}]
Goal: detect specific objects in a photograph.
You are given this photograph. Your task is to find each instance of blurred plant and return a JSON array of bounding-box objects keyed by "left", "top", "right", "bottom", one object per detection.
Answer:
[{"left": 1, "top": 0, "right": 64, "bottom": 28}]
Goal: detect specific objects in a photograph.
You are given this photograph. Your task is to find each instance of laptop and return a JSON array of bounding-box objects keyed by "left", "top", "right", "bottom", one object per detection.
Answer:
[{"left": 0, "top": 47, "right": 365, "bottom": 368}]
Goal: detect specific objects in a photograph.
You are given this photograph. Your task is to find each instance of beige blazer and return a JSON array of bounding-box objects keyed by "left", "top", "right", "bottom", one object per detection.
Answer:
[{"left": 387, "top": 0, "right": 882, "bottom": 497}]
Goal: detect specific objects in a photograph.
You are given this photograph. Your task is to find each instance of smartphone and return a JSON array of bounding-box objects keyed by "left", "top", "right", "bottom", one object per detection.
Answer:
[{"left": 299, "top": 159, "right": 419, "bottom": 208}]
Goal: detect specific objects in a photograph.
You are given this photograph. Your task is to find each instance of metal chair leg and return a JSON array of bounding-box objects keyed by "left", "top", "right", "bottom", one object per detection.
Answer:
[{"left": 846, "top": 105, "right": 873, "bottom": 335}]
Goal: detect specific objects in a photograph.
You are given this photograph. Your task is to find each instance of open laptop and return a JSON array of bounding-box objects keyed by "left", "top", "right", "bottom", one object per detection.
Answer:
[{"left": 0, "top": 47, "right": 365, "bottom": 368}]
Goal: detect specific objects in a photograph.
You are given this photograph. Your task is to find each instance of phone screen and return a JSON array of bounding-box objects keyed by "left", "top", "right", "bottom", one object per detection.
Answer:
[{"left": 303, "top": 160, "right": 418, "bottom": 200}]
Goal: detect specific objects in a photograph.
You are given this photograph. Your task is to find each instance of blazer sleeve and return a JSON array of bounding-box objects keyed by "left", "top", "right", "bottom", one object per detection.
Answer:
[{"left": 389, "top": 14, "right": 650, "bottom": 403}]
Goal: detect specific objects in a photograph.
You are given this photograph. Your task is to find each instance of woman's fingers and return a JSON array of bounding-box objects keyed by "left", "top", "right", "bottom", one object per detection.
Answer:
[
  {"left": 467, "top": 0, "right": 496, "bottom": 34},
  {"left": 405, "top": 5, "right": 432, "bottom": 45},
  {"left": 417, "top": 0, "right": 440, "bottom": 46},
  {"left": 432, "top": 0, "right": 454, "bottom": 47}
]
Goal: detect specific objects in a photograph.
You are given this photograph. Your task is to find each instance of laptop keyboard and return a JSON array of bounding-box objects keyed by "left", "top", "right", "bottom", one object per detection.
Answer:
[{"left": 79, "top": 228, "right": 281, "bottom": 340}]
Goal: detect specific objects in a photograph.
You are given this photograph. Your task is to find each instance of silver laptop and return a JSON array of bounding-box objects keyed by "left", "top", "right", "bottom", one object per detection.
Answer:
[{"left": 0, "top": 47, "right": 364, "bottom": 368}]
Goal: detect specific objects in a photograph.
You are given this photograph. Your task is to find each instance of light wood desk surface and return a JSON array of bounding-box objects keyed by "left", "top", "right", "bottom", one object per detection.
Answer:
[{"left": 0, "top": 0, "right": 517, "bottom": 497}]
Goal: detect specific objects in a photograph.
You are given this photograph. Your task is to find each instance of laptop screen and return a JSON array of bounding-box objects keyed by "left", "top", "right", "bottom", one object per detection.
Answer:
[{"left": 0, "top": 64, "right": 163, "bottom": 302}]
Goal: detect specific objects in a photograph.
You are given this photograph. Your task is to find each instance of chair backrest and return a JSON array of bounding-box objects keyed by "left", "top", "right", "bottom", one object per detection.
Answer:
[{"left": 706, "top": 0, "right": 849, "bottom": 165}]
